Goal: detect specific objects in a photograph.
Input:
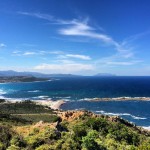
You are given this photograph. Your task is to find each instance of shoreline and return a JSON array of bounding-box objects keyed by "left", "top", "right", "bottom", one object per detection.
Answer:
[
  {"left": 35, "top": 99, "right": 66, "bottom": 110},
  {"left": 4, "top": 99, "right": 66, "bottom": 110},
  {"left": 2, "top": 99, "right": 150, "bottom": 131},
  {"left": 82, "top": 96, "right": 150, "bottom": 101}
]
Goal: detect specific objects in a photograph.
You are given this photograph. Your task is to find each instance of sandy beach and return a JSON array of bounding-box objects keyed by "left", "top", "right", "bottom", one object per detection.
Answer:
[
  {"left": 4, "top": 99, "right": 66, "bottom": 110},
  {"left": 35, "top": 100, "right": 66, "bottom": 110}
]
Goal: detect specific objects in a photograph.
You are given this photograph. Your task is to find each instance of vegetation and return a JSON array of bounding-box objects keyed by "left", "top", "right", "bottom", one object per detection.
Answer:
[
  {"left": 0, "top": 101, "right": 150, "bottom": 150},
  {"left": 0, "top": 99, "right": 5, "bottom": 103},
  {"left": 0, "top": 100, "right": 59, "bottom": 126},
  {"left": 0, "top": 100, "right": 54, "bottom": 114}
]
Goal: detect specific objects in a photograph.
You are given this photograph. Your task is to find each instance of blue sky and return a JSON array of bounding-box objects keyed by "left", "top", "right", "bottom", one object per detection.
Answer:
[{"left": 0, "top": 0, "right": 150, "bottom": 75}]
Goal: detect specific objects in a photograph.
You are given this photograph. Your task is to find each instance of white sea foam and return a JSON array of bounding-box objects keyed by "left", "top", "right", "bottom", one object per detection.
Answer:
[
  {"left": 142, "top": 126, "right": 150, "bottom": 130},
  {"left": 28, "top": 90, "right": 41, "bottom": 93},
  {"left": 95, "top": 110, "right": 147, "bottom": 120},
  {"left": 79, "top": 97, "right": 150, "bottom": 101},
  {"left": 131, "top": 116, "right": 147, "bottom": 120},
  {"left": 0, "top": 89, "right": 7, "bottom": 95},
  {"left": 34, "top": 95, "right": 49, "bottom": 99},
  {"left": 75, "top": 108, "right": 86, "bottom": 111},
  {"left": 55, "top": 96, "right": 71, "bottom": 99}
]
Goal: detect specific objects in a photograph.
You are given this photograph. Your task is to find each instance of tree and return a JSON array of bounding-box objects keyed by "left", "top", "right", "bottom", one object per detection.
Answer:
[{"left": 82, "top": 130, "right": 106, "bottom": 150}]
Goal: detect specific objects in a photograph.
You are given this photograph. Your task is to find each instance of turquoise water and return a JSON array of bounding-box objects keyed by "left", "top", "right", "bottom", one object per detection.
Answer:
[{"left": 0, "top": 76, "right": 150, "bottom": 127}]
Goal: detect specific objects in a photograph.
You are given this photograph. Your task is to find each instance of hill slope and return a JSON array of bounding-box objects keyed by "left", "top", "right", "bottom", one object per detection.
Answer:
[{"left": 0, "top": 100, "right": 150, "bottom": 150}]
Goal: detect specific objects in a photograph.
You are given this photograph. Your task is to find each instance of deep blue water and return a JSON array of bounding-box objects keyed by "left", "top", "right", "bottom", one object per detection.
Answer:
[{"left": 0, "top": 76, "right": 150, "bottom": 127}]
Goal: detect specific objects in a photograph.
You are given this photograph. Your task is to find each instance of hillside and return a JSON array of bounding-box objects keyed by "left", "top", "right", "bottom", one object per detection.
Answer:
[{"left": 0, "top": 100, "right": 150, "bottom": 150}]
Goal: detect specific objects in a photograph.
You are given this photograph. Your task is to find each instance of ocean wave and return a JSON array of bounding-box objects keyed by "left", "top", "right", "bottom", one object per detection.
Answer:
[
  {"left": 131, "top": 116, "right": 147, "bottom": 120},
  {"left": 79, "top": 96, "right": 150, "bottom": 102},
  {"left": 0, "top": 89, "right": 7, "bottom": 95},
  {"left": 74, "top": 108, "right": 86, "bottom": 111},
  {"left": 55, "top": 96, "right": 71, "bottom": 99},
  {"left": 33, "top": 95, "right": 50, "bottom": 100},
  {"left": 27, "top": 90, "right": 41, "bottom": 93},
  {"left": 142, "top": 126, "right": 150, "bottom": 130},
  {"left": 0, "top": 95, "right": 6, "bottom": 99},
  {"left": 95, "top": 111, "right": 147, "bottom": 120}
]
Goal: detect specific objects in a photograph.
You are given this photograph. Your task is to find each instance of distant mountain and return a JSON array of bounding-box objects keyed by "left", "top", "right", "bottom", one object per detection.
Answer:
[
  {"left": 94, "top": 73, "right": 116, "bottom": 76},
  {"left": 0, "top": 70, "right": 32, "bottom": 77},
  {"left": 0, "top": 70, "right": 81, "bottom": 78}
]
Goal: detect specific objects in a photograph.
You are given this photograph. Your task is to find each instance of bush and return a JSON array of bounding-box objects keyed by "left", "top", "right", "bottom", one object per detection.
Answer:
[
  {"left": 82, "top": 130, "right": 106, "bottom": 150},
  {"left": 7, "top": 145, "right": 20, "bottom": 150}
]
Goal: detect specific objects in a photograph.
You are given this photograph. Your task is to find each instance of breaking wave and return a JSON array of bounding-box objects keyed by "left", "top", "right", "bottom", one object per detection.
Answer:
[{"left": 95, "top": 111, "right": 147, "bottom": 120}]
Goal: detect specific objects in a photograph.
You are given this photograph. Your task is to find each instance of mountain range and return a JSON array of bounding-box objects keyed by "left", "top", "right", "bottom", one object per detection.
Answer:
[
  {"left": 0, "top": 70, "right": 116, "bottom": 78},
  {"left": 0, "top": 70, "right": 81, "bottom": 78}
]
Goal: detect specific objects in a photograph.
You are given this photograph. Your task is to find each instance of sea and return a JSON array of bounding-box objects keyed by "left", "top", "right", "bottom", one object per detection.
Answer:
[{"left": 0, "top": 76, "right": 150, "bottom": 129}]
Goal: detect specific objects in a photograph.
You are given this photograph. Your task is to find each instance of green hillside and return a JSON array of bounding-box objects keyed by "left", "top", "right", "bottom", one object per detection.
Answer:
[{"left": 0, "top": 100, "right": 150, "bottom": 150}]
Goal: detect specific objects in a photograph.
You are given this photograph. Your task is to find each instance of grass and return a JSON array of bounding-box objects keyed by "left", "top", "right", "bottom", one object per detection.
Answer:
[
  {"left": 0, "top": 100, "right": 54, "bottom": 114},
  {"left": 12, "top": 114, "right": 60, "bottom": 123}
]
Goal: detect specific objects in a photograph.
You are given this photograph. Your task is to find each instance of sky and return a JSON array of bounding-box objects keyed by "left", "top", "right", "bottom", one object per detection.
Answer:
[{"left": 0, "top": 0, "right": 150, "bottom": 75}]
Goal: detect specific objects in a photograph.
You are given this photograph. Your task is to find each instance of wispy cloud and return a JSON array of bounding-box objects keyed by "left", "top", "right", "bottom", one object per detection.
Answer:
[
  {"left": 18, "top": 12, "right": 54, "bottom": 21},
  {"left": 12, "top": 51, "right": 37, "bottom": 56},
  {"left": 12, "top": 49, "right": 91, "bottom": 61},
  {"left": 122, "top": 30, "right": 150, "bottom": 45},
  {"left": 0, "top": 43, "right": 6, "bottom": 48},
  {"left": 18, "top": 12, "right": 133, "bottom": 56},
  {"left": 105, "top": 60, "right": 142, "bottom": 66},
  {"left": 12, "top": 50, "right": 63, "bottom": 56},
  {"left": 65, "top": 54, "right": 91, "bottom": 60},
  {"left": 34, "top": 63, "right": 93, "bottom": 73},
  {"left": 59, "top": 20, "right": 118, "bottom": 47},
  {"left": 23, "top": 52, "right": 37, "bottom": 56},
  {"left": 18, "top": 12, "right": 145, "bottom": 68},
  {"left": 95, "top": 53, "right": 142, "bottom": 67}
]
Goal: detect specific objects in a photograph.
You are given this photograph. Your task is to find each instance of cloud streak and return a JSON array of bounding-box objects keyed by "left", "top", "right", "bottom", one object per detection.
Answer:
[
  {"left": 65, "top": 54, "right": 91, "bottom": 60},
  {"left": 18, "top": 12, "right": 53, "bottom": 21},
  {"left": 59, "top": 20, "right": 118, "bottom": 47},
  {"left": 18, "top": 12, "right": 143, "bottom": 68},
  {"left": 34, "top": 63, "right": 94, "bottom": 73},
  {"left": 12, "top": 49, "right": 91, "bottom": 60},
  {"left": 18, "top": 12, "right": 134, "bottom": 56}
]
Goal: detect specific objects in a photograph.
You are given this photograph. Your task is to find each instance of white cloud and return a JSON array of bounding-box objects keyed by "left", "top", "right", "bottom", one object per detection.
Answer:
[
  {"left": 18, "top": 12, "right": 53, "bottom": 21},
  {"left": 18, "top": 12, "right": 143, "bottom": 67},
  {"left": 0, "top": 43, "right": 6, "bottom": 48},
  {"left": 122, "top": 30, "right": 150, "bottom": 46},
  {"left": 13, "top": 50, "right": 21, "bottom": 54},
  {"left": 18, "top": 12, "right": 116, "bottom": 46},
  {"left": 23, "top": 52, "right": 36, "bottom": 55},
  {"left": 18, "top": 12, "right": 134, "bottom": 58},
  {"left": 95, "top": 52, "right": 142, "bottom": 67},
  {"left": 34, "top": 63, "right": 94, "bottom": 73},
  {"left": 48, "top": 51, "right": 64, "bottom": 55},
  {"left": 105, "top": 61, "right": 141, "bottom": 66},
  {"left": 59, "top": 20, "right": 118, "bottom": 46},
  {"left": 58, "top": 19, "right": 137, "bottom": 60},
  {"left": 65, "top": 54, "right": 91, "bottom": 60}
]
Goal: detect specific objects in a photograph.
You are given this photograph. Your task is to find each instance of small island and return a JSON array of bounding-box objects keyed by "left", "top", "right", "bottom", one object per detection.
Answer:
[{"left": 0, "top": 76, "right": 49, "bottom": 83}]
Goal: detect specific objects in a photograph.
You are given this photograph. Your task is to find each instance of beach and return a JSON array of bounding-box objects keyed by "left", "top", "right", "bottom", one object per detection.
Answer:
[
  {"left": 4, "top": 99, "right": 66, "bottom": 110},
  {"left": 35, "top": 99, "right": 66, "bottom": 110}
]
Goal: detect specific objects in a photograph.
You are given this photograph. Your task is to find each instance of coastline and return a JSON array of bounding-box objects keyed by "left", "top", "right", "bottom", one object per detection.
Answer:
[
  {"left": 35, "top": 99, "right": 66, "bottom": 110},
  {"left": 4, "top": 99, "right": 66, "bottom": 110},
  {"left": 83, "top": 96, "right": 150, "bottom": 101},
  {"left": 2, "top": 99, "right": 150, "bottom": 131}
]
